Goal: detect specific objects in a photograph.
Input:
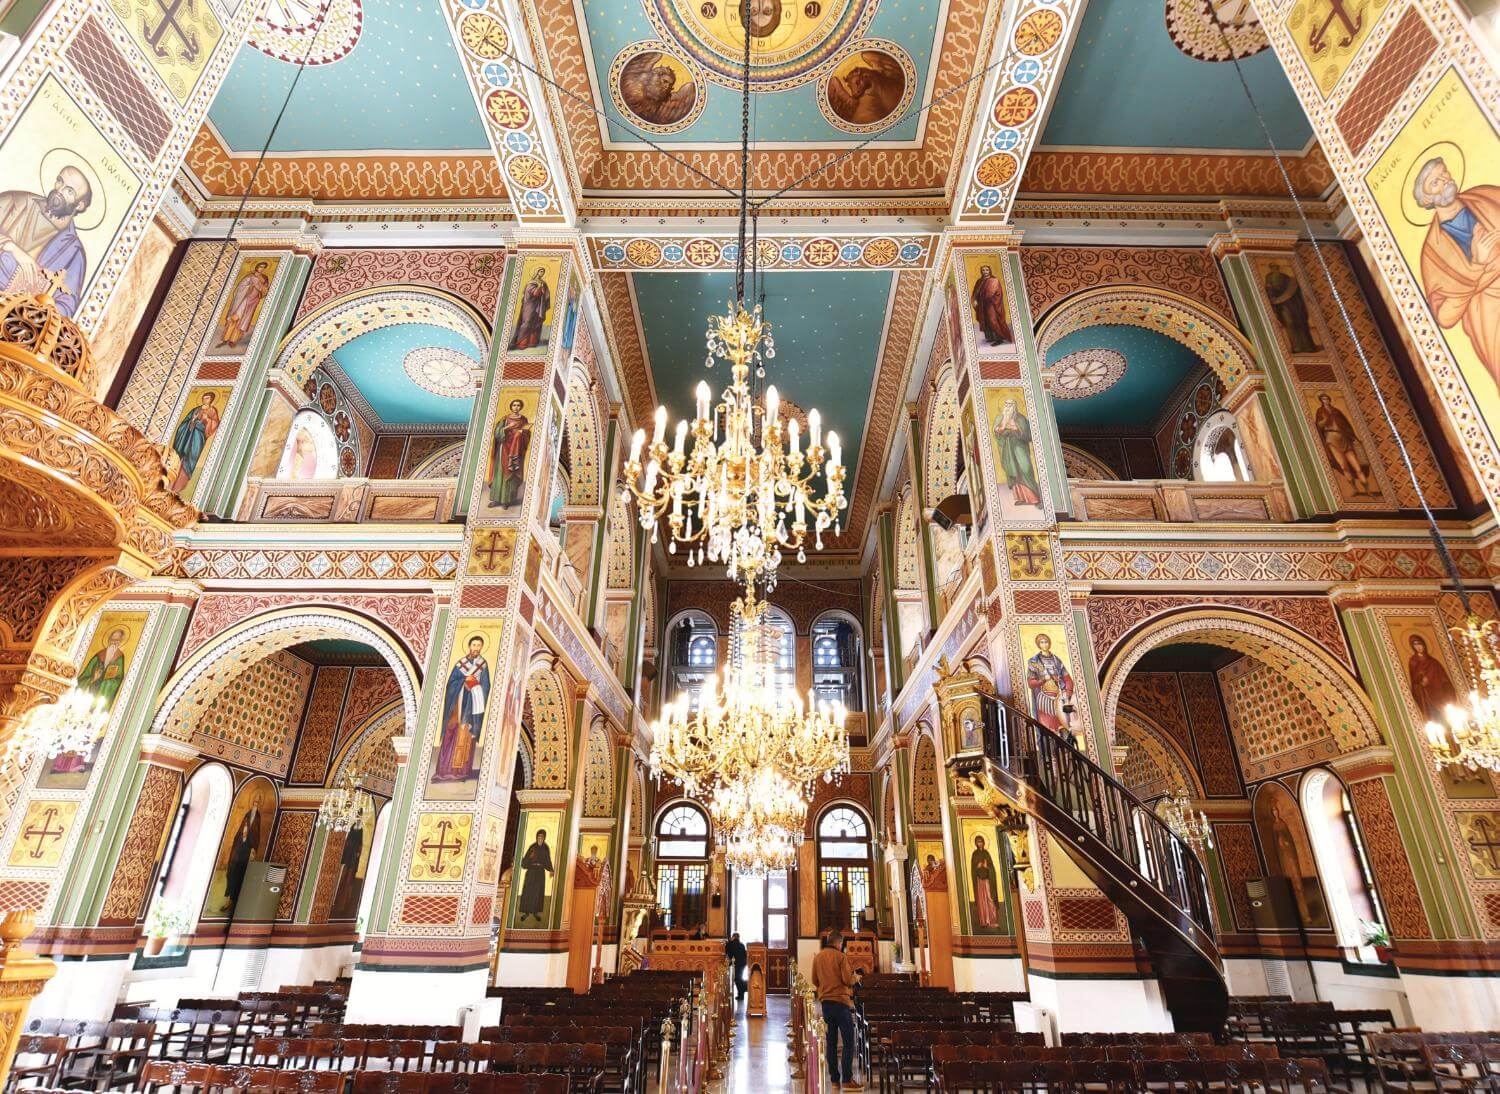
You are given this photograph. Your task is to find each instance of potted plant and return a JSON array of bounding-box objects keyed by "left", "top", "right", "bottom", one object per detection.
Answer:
[
  {"left": 1360, "top": 919, "right": 1393, "bottom": 963},
  {"left": 143, "top": 900, "right": 193, "bottom": 956}
]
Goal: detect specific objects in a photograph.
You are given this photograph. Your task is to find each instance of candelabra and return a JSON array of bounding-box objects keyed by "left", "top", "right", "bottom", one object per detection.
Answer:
[
  {"left": 317, "top": 767, "right": 373, "bottom": 832},
  {"left": 2, "top": 688, "right": 108, "bottom": 766},
  {"left": 1424, "top": 614, "right": 1500, "bottom": 773},
  {"left": 1158, "top": 788, "right": 1214, "bottom": 851}
]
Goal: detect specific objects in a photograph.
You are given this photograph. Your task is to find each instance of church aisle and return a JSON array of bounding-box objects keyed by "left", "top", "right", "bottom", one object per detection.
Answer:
[{"left": 713, "top": 993, "right": 795, "bottom": 1093}]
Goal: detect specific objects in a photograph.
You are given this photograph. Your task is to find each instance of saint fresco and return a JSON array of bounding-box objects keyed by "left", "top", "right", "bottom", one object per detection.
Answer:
[
  {"left": 1252, "top": 783, "right": 1330, "bottom": 930},
  {"left": 213, "top": 257, "right": 278, "bottom": 353},
  {"left": 170, "top": 387, "right": 230, "bottom": 497},
  {"left": 958, "top": 819, "right": 1006, "bottom": 934},
  {"left": 39, "top": 612, "right": 145, "bottom": 789},
  {"left": 1261, "top": 259, "right": 1322, "bottom": 354},
  {"left": 0, "top": 76, "right": 140, "bottom": 318},
  {"left": 1307, "top": 390, "right": 1378, "bottom": 499},
  {"left": 427, "top": 622, "right": 504, "bottom": 801},
  {"left": 511, "top": 810, "right": 561, "bottom": 928},
  {"left": 1019, "top": 625, "right": 1074, "bottom": 739},
  {"left": 207, "top": 778, "right": 277, "bottom": 918},
  {"left": 486, "top": 388, "right": 538, "bottom": 512},
  {"left": 508, "top": 258, "right": 560, "bottom": 353},
  {"left": 984, "top": 387, "right": 1043, "bottom": 521},
  {"left": 962, "top": 253, "right": 1013, "bottom": 350},
  {"left": 329, "top": 804, "right": 375, "bottom": 920}
]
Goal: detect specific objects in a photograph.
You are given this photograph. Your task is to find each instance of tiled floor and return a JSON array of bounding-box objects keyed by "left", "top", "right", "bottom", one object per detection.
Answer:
[{"left": 715, "top": 993, "right": 796, "bottom": 1093}]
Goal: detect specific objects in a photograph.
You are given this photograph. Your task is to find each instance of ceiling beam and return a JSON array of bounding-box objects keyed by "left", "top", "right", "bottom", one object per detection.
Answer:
[
  {"left": 953, "top": 0, "right": 1088, "bottom": 223},
  {"left": 438, "top": 0, "right": 578, "bottom": 223}
]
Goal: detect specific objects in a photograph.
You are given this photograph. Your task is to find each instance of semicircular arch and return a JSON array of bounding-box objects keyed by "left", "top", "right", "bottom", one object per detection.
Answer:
[
  {"left": 274, "top": 287, "right": 489, "bottom": 387},
  {"left": 1036, "top": 286, "right": 1260, "bottom": 391},
  {"left": 150, "top": 607, "right": 421, "bottom": 745},
  {"left": 1100, "top": 608, "right": 1381, "bottom": 758},
  {"left": 525, "top": 665, "right": 570, "bottom": 790}
]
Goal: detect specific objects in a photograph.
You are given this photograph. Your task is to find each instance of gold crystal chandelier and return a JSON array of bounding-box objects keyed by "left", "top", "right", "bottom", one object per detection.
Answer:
[
  {"left": 648, "top": 589, "right": 849, "bottom": 798},
  {"left": 723, "top": 823, "right": 800, "bottom": 876},
  {"left": 1157, "top": 788, "right": 1214, "bottom": 852},
  {"left": 1424, "top": 614, "right": 1500, "bottom": 773},
  {"left": 3, "top": 688, "right": 109, "bottom": 766},
  {"left": 317, "top": 766, "right": 374, "bottom": 832},
  {"left": 621, "top": 310, "right": 846, "bottom": 591},
  {"left": 708, "top": 766, "right": 808, "bottom": 846}
]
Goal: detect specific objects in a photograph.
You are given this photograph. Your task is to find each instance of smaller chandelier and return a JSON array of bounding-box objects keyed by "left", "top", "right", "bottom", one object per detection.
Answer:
[
  {"left": 723, "top": 823, "right": 800, "bottom": 876},
  {"left": 3, "top": 688, "right": 108, "bottom": 766},
  {"left": 318, "top": 769, "right": 373, "bottom": 832},
  {"left": 708, "top": 767, "right": 808, "bottom": 846},
  {"left": 1158, "top": 788, "right": 1213, "bottom": 852},
  {"left": 1424, "top": 614, "right": 1500, "bottom": 773},
  {"left": 621, "top": 300, "right": 846, "bottom": 591}
]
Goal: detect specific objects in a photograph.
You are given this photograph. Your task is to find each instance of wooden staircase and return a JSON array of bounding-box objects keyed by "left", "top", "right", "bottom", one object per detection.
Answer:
[{"left": 961, "top": 695, "right": 1229, "bottom": 1034}]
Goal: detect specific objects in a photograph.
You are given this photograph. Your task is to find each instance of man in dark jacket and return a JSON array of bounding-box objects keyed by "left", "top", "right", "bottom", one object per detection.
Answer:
[{"left": 724, "top": 932, "right": 748, "bottom": 1000}]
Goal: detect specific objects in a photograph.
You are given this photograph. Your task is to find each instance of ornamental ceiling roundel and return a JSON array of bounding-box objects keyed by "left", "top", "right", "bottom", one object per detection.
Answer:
[
  {"left": 404, "top": 347, "right": 481, "bottom": 399},
  {"left": 611, "top": 41, "right": 709, "bottom": 134},
  {"left": 249, "top": 0, "right": 364, "bottom": 65},
  {"left": 1050, "top": 348, "right": 1126, "bottom": 400},
  {"left": 643, "top": 0, "right": 879, "bottom": 90},
  {"left": 1164, "top": 0, "right": 1267, "bottom": 62},
  {"left": 817, "top": 40, "right": 915, "bottom": 134}
]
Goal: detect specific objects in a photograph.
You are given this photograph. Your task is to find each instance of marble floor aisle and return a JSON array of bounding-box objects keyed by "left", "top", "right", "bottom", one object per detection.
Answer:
[{"left": 714, "top": 992, "right": 796, "bottom": 1093}]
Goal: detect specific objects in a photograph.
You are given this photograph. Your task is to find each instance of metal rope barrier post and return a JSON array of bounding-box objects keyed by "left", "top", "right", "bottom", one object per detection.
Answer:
[{"left": 659, "top": 1015, "right": 675, "bottom": 1093}]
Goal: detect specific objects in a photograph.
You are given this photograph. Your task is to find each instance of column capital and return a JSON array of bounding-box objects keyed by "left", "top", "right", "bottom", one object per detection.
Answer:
[
  {"left": 1207, "top": 228, "right": 1301, "bottom": 260},
  {"left": 1329, "top": 745, "right": 1398, "bottom": 783},
  {"left": 137, "top": 734, "right": 199, "bottom": 772}
]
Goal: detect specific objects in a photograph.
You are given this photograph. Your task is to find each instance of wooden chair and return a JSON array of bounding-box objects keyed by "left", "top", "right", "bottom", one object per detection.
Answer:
[{"left": 6, "top": 1034, "right": 67, "bottom": 1089}]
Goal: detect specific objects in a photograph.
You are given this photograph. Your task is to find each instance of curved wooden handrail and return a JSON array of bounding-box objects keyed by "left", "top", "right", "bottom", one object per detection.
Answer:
[{"left": 978, "top": 697, "right": 1229, "bottom": 1034}]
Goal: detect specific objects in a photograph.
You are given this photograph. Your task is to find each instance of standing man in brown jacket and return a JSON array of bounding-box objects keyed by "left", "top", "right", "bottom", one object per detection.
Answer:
[{"left": 811, "top": 929, "right": 863, "bottom": 1090}]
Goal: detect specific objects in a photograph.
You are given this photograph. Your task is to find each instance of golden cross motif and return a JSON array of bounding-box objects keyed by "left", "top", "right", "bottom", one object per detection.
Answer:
[{"left": 418, "top": 819, "right": 465, "bottom": 875}]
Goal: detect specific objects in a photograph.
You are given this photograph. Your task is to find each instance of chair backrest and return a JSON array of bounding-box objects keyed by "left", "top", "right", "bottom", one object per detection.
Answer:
[
  {"left": 352, "top": 1072, "right": 428, "bottom": 1094},
  {"left": 492, "top": 1074, "right": 568, "bottom": 1094}
]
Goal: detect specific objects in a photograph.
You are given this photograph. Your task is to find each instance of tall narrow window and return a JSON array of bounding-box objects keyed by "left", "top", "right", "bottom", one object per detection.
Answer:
[
  {"left": 816, "top": 806, "right": 873, "bottom": 933},
  {"left": 655, "top": 803, "right": 711, "bottom": 931},
  {"left": 811, "top": 615, "right": 862, "bottom": 713},
  {"left": 667, "top": 612, "right": 717, "bottom": 711},
  {"left": 1302, "top": 769, "right": 1385, "bottom": 960}
]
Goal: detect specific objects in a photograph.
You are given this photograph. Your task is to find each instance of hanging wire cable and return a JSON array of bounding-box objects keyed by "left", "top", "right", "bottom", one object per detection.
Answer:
[
  {"left": 143, "top": 3, "right": 336, "bottom": 438},
  {"left": 1206, "top": 9, "right": 1471, "bottom": 611}
]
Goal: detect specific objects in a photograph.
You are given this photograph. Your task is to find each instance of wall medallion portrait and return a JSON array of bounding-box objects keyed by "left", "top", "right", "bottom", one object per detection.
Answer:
[
  {"left": 818, "top": 41, "right": 913, "bottom": 134},
  {"left": 611, "top": 43, "right": 705, "bottom": 133},
  {"left": 207, "top": 778, "right": 277, "bottom": 917}
]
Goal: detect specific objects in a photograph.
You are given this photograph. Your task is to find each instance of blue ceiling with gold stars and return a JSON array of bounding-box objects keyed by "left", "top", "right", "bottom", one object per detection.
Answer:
[
  {"left": 1042, "top": 0, "right": 1313, "bottom": 151},
  {"left": 1046, "top": 324, "right": 1201, "bottom": 428},
  {"left": 331, "top": 323, "right": 482, "bottom": 427},
  {"left": 632, "top": 270, "right": 890, "bottom": 483},
  {"left": 208, "top": 0, "right": 486, "bottom": 152}
]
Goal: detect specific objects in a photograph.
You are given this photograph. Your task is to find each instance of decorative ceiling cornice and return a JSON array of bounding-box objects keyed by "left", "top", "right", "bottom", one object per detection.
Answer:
[{"left": 1019, "top": 144, "right": 1335, "bottom": 199}]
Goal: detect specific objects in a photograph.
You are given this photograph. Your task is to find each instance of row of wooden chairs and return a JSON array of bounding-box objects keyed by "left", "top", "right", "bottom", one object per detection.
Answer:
[
  {"left": 137, "top": 1063, "right": 565, "bottom": 1093},
  {"left": 1371, "top": 1031, "right": 1500, "bottom": 1091},
  {"left": 934, "top": 1057, "right": 1335, "bottom": 1092},
  {"left": 10, "top": 1021, "right": 155, "bottom": 1090},
  {"left": 303, "top": 1029, "right": 462, "bottom": 1045}
]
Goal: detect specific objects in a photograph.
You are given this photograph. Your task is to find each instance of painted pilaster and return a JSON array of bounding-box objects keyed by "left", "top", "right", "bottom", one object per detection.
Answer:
[{"left": 347, "top": 240, "right": 587, "bottom": 1020}]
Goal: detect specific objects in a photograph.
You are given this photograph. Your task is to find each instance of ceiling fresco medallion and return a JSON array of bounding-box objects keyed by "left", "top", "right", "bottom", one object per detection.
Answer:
[
  {"left": 1050, "top": 348, "right": 1126, "bottom": 400},
  {"left": 817, "top": 40, "right": 915, "bottom": 134},
  {"left": 643, "top": 0, "right": 879, "bottom": 90},
  {"left": 249, "top": 0, "right": 364, "bottom": 65},
  {"left": 404, "top": 347, "right": 481, "bottom": 399},
  {"left": 610, "top": 40, "right": 709, "bottom": 133},
  {"left": 1164, "top": 0, "right": 1267, "bottom": 61}
]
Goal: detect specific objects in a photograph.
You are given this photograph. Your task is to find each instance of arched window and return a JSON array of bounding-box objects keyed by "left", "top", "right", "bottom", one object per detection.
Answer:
[
  {"left": 1302, "top": 769, "right": 1386, "bottom": 960},
  {"left": 667, "top": 612, "right": 717, "bottom": 711},
  {"left": 811, "top": 614, "right": 862, "bottom": 713},
  {"left": 139, "top": 764, "right": 232, "bottom": 960},
  {"left": 762, "top": 607, "right": 796, "bottom": 702},
  {"left": 817, "top": 805, "right": 873, "bottom": 933},
  {"left": 1194, "top": 411, "right": 1253, "bottom": 483},
  {"left": 655, "top": 803, "right": 710, "bottom": 931}
]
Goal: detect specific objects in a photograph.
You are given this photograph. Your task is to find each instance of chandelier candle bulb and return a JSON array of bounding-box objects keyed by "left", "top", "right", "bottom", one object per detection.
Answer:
[{"left": 808, "top": 408, "right": 821, "bottom": 449}]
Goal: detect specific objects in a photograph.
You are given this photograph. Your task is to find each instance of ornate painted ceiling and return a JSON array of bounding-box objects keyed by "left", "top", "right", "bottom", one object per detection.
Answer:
[
  {"left": 326, "top": 322, "right": 483, "bottom": 429},
  {"left": 189, "top": 0, "right": 1325, "bottom": 206}
]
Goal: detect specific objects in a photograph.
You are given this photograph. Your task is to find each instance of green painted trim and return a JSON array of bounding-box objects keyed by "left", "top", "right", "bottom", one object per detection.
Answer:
[
  {"left": 585, "top": 418, "right": 621, "bottom": 630},
  {"left": 1070, "top": 606, "right": 1111, "bottom": 766},
  {"left": 1341, "top": 610, "right": 1476, "bottom": 938},
  {"left": 200, "top": 255, "right": 313, "bottom": 517},
  {"left": 368, "top": 603, "right": 453, "bottom": 935},
  {"left": 296, "top": 826, "right": 331, "bottom": 923},
  {"left": 1219, "top": 257, "right": 1331, "bottom": 517},
  {"left": 876, "top": 513, "right": 906, "bottom": 694},
  {"left": 1006, "top": 251, "right": 1068, "bottom": 516},
  {"left": 65, "top": 604, "right": 194, "bottom": 926},
  {"left": 621, "top": 519, "right": 649, "bottom": 693},
  {"left": 456, "top": 257, "right": 524, "bottom": 517},
  {"left": 906, "top": 413, "right": 942, "bottom": 633}
]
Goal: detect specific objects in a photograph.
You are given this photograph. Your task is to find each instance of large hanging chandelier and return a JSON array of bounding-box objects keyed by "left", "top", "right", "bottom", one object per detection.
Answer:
[
  {"left": 1424, "top": 614, "right": 1500, "bottom": 773},
  {"left": 648, "top": 589, "right": 849, "bottom": 797},
  {"left": 708, "top": 766, "right": 808, "bottom": 845},
  {"left": 1158, "top": 788, "right": 1214, "bottom": 852},
  {"left": 3, "top": 688, "right": 108, "bottom": 766},
  {"left": 317, "top": 767, "right": 374, "bottom": 832},
  {"left": 617, "top": 4, "right": 845, "bottom": 594}
]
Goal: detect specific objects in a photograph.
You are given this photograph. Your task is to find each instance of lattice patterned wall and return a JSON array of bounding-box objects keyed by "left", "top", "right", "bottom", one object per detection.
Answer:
[
  {"left": 1218, "top": 656, "right": 1338, "bottom": 782},
  {"left": 190, "top": 650, "right": 314, "bottom": 777}
]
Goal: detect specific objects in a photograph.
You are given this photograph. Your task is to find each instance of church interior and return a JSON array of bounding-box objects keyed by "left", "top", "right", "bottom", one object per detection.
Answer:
[{"left": 1, "top": 0, "right": 1500, "bottom": 1090}]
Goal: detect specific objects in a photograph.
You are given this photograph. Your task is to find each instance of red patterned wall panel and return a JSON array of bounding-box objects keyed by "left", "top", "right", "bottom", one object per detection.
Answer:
[
  {"left": 290, "top": 667, "right": 351, "bottom": 785},
  {"left": 1180, "top": 672, "right": 1242, "bottom": 796},
  {"left": 269, "top": 812, "right": 317, "bottom": 921},
  {"left": 1347, "top": 780, "right": 1431, "bottom": 939},
  {"left": 296, "top": 249, "right": 506, "bottom": 321},
  {"left": 1212, "top": 821, "right": 1260, "bottom": 932},
  {"left": 99, "top": 766, "right": 181, "bottom": 924}
]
